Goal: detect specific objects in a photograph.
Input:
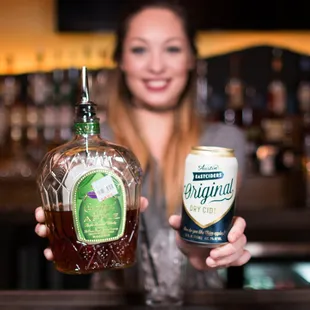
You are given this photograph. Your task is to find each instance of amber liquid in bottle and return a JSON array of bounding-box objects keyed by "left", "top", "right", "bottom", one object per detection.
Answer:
[
  {"left": 45, "top": 209, "right": 139, "bottom": 274},
  {"left": 37, "top": 67, "right": 142, "bottom": 274}
]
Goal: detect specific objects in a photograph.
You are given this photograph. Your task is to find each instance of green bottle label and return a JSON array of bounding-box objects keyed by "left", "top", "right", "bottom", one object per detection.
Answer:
[
  {"left": 72, "top": 169, "right": 126, "bottom": 244},
  {"left": 74, "top": 122, "right": 100, "bottom": 135}
]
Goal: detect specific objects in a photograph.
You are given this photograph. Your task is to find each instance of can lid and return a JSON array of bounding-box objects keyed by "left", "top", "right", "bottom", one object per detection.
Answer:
[{"left": 191, "top": 146, "right": 235, "bottom": 157}]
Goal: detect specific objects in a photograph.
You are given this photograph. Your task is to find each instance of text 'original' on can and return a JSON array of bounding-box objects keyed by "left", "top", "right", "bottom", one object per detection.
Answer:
[{"left": 180, "top": 146, "right": 238, "bottom": 248}]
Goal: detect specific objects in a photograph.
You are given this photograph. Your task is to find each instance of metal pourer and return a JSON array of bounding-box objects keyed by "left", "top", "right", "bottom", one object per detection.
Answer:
[
  {"left": 81, "top": 66, "right": 90, "bottom": 104},
  {"left": 75, "top": 66, "right": 97, "bottom": 121}
]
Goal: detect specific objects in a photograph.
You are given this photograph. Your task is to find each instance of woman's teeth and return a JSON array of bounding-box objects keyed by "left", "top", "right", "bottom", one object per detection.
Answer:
[{"left": 145, "top": 80, "right": 169, "bottom": 89}]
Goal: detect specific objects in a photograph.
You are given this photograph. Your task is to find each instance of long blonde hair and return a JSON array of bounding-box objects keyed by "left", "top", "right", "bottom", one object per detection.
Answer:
[{"left": 106, "top": 1, "right": 203, "bottom": 216}]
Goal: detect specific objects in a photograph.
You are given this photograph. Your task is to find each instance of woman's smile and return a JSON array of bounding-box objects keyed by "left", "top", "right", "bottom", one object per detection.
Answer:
[{"left": 143, "top": 78, "right": 171, "bottom": 92}]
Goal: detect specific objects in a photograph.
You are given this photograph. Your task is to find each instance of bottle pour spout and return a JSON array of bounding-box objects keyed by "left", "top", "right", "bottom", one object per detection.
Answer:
[
  {"left": 81, "top": 66, "right": 90, "bottom": 104},
  {"left": 74, "top": 66, "right": 98, "bottom": 123}
]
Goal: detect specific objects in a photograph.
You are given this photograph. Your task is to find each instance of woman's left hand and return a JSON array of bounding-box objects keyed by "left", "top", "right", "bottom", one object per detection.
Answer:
[{"left": 168, "top": 215, "right": 251, "bottom": 270}]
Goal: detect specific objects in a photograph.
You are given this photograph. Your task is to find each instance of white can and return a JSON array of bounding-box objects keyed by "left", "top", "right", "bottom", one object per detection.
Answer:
[{"left": 180, "top": 146, "right": 238, "bottom": 247}]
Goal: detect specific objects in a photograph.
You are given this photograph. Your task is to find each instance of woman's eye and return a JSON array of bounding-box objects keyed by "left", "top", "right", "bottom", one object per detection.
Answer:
[
  {"left": 131, "top": 47, "right": 146, "bottom": 54},
  {"left": 166, "top": 46, "right": 181, "bottom": 53}
]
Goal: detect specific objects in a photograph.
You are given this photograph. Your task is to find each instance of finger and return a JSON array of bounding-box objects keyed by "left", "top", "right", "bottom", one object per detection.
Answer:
[
  {"left": 189, "top": 256, "right": 207, "bottom": 271},
  {"left": 207, "top": 248, "right": 244, "bottom": 268},
  {"left": 35, "top": 207, "right": 45, "bottom": 223},
  {"left": 210, "top": 235, "right": 247, "bottom": 260},
  {"left": 140, "top": 197, "right": 149, "bottom": 213},
  {"left": 228, "top": 217, "right": 246, "bottom": 243},
  {"left": 168, "top": 215, "right": 181, "bottom": 230},
  {"left": 44, "top": 248, "right": 54, "bottom": 261},
  {"left": 230, "top": 250, "right": 251, "bottom": 266},
  {"left": 35, "top": 223, "right": 48, "bottom": 237}
]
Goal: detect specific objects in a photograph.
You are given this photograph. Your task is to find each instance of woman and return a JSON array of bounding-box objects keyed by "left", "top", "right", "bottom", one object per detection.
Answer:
[{"left": 35, "top": 0, "right": 250, "bottom": 291}]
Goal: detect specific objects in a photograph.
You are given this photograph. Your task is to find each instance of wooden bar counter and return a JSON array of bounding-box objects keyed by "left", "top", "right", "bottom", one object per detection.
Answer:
[{"left": 0, "top": 289, "right": 310, "bottom": 309}]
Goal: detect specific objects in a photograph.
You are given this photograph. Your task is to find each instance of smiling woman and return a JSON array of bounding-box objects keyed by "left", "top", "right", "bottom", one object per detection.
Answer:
[
  {"left": 34, "top": 0, "right": 250, "bottom": 303},
  {"left": 94, "top": 0, "right": 249, "bottom": 292}
]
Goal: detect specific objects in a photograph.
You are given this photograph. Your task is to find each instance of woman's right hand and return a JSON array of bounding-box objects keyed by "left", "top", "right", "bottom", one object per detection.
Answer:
[{"left": 34, "top": 207, "right": 54, "bottom": 261}]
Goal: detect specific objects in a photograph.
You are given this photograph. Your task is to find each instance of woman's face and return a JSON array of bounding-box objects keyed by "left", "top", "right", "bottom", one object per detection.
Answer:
[{"left": 121, "top": 8, "right": 194, "bottom": 111}]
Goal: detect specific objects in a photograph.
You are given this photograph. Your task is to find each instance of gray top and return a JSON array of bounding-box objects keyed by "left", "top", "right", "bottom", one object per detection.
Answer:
[{"left": 91, "top": 121, "right": 246, "bottom": 291}]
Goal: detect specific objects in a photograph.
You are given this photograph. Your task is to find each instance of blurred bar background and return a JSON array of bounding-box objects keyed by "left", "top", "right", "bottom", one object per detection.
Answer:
[{"left": 2, "top": 0, "right": 310, "bottom": 294}]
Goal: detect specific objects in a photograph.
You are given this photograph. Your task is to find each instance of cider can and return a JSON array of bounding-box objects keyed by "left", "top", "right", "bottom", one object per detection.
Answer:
[{"left": 180, "top": 146, "right": 238, "bottom": 248}]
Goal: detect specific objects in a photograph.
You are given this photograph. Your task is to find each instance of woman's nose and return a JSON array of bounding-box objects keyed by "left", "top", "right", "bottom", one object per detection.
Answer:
[{"left": 147, "top": 53, "right": 165, "bottom": 74}]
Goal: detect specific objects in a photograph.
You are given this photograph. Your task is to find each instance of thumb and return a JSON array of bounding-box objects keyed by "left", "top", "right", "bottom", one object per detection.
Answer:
[{"left": 168, "top": 215, "right": 181, "bottom": 230}]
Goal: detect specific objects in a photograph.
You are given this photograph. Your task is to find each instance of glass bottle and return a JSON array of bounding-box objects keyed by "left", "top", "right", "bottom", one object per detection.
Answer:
[
  {"left": 298, "top": 56, "right": 310, "bottom": 207},
  {"left": 223, "top": 55, "right": 243, "bottom": 125},
  {"left": 261, "top": 48, "right": 287, "bottom": 145},
  {"left": 259, "top": 48, "right": 289, "bottom": 176},
  {"left": 37, "top": 67, "right": 143, "bottom": 274}
]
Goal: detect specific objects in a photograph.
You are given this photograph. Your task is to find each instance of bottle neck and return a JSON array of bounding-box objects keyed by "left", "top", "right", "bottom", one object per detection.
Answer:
[{"left": 74, "top": 102, "right": 100, "bottom": 137}]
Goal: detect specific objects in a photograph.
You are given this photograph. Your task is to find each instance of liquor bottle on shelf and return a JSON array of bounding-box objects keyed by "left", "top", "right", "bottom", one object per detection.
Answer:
[
  {"left": 298, "top": 56, "right": 310, "bottom": 207},
  {"left": 261, "top": 48, "right": 287, "bottom": 145},
  {"left": 297, "top": 56, "right": 310, "bottom": 116},
  {"left": 0, "top": 55, "right": 19, "bottom": 156},
  {"left": 37, "top": 67, "right": 143, "bottom": 274},
  {"left": 43, "top": 67, "right": 62, "bottom": 147},
  {"left": 259, "top": 48, "right": 296, "bottom": 175},
  {"left": 45, "top": 51, "right": 67, "bottom": 150},
  {"left": 0, "top": 72, "right": 16, "bottom": 162},
  {"left": 0, "top": 87, "right": 5, "bottom": 149},
  {"left": 196, "top": 59, "right": 210, "bottom": 118},
  {"left": 26, "top": 50, "right": 53, "bottom": 164},
  {"left": 1, "top": 77, "right": 36, "bottom": 178},
  {"left": 223, "top": 54, "right": 263, "bottom": 175},
  {"left": 58, "top": 68, "right": 77, "bottom": 142},
  {"left": 298, "top": 55, "right": 310, "bottom": 150},
  {"left": 242, "top": 86, "right": 264, "bottom": 175},
  {"left": 301, "top": 111, "right": 310, "bottom": 207},
  {"left": 224, "top": 54, "right": 245, "bottom": 126},
  {"left": 0, "top": 55, "right": 37, "bottom": 178}
]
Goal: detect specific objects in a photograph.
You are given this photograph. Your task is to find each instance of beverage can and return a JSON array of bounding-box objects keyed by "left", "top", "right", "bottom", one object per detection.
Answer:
[{"left": 180, "top": 146, "right": 238, "bottom": 247}]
